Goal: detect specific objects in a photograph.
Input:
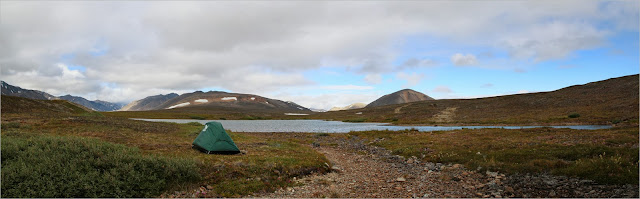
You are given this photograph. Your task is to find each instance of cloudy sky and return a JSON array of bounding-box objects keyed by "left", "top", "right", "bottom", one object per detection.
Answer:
[{"left": 1, "top": 1, "right": 638, "bottom": 110}]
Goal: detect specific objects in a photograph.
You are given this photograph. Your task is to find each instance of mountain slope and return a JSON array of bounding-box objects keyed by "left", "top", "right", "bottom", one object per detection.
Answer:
[
  {"left": 1, "top": 81, "right": 55, "bottom": 100},
  {"left": 58, "top": 95, "right": 123, "bottom": 111},
  {"left": 365, "top": 89, "right": 435, "bottom": 108},
  {"left": 119, "top": 93, "right": 179, "bottom": 111},
  {"left": 156, "top": 91, "right": 311, "bottom": 113},
  {"left": 1, "top": 81, "right": 122, "bottom": 112},
  {"left": 329, "top": 103, "right": 367, "bottom": 111},
  {"left": 1, "top": 95, "right": 91, "bottom": 115},
  {"left": 312, "top": 74, "right": 639, "bottom": 125}
]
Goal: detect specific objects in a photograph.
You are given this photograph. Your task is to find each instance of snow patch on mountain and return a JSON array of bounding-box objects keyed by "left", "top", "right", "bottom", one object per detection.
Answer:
[
  {"left": 221, "top": 97, "right": 237, "bottom": 101},
  {"left": 284, "top": 113, "right": 309, "bottom": 116},
  {"left": 166, "top": 102, "right": 190, "bottom": 109}
]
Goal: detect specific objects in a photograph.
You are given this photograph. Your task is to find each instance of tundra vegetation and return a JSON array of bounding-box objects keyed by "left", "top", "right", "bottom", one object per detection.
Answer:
[
  {"left": 350, "top": 127, "right": 639, "bottom": 185},
  {"left": 1, "top": 96, "right": 329, "bottom": 198},
  {"left": 1, "top": 74, "right": 639, "bottom": 197}
]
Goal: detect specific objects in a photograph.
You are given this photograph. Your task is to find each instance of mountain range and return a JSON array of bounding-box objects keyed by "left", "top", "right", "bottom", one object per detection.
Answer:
[
  {"left": 329, "top": 103, "right": 367, "bottom": 111},
  {"left": 120, "top": 93, "right": 179, "bottom": 111},
  {"left": 120, "top": 90, "right": 311, "bottom": 113},
  {"left": 1, "top": 81, "right": 124, "bottom": 111},
  {"left": 308, "top": 74, "right": 639, "bottom": 125},
  {"left": 1, "top": 80, "right": 438, "bottom": 114}
]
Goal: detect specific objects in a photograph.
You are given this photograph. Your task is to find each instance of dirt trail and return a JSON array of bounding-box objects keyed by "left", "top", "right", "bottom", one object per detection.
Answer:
[
  {"left": 433, "top": 107, "right": 457, "bottom": 123},
  {"left": 260, "top": 138, "right": 488, "bottom": 198},
  {"left": 394, "top": 104, "right": 410, "bottom": 114},
  {"left": 258, "top": 136, "right": 638, "bottom": 198}
]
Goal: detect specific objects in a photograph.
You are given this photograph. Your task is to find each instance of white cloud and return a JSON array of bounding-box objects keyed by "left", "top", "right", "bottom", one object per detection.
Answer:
[
  {"left": 364, "top": 74, "right": 383, "bottom": 84},
  {"left": 320, "top": 85, "right": 374, "bottom": 90},
  {"left": 0, "top": 1, "right": 635, "bottom": 104},
  {"left": 272, "top": 92, "right": 380, "bottom": 111},
  {"left": 399, "top": 58, "right": 438, "bottom": 69},
  {"left": 517, "top": 90, "right": 530, "bottom": 94},
  {"left": 451, "top": 53, "right": 478, "bottom": 66},
  {"left": 432, "top": 85, "right": 453, "bottom": 93},
  {"left": 395, "top": 72, "right": 424, "bottom": 87},
  {"left": 499, "top": 21, "right": 608, "bottom": 61}
]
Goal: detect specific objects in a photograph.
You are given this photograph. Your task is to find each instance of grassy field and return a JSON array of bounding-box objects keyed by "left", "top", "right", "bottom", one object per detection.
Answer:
[
  {"left": 2, "top": 90, "right": 639, "bottom": 197},
  {"left": 1, "top": 96, "right": 330, "bottom": 197},
  {"left": 350, "top": 127, "right": 639, "bottom": 185}
]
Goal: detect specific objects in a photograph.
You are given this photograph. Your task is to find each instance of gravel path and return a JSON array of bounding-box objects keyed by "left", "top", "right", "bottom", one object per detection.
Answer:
[
  {"left": 259, "top": 135, "right": 638, "bottom": 198},
  {"left": 260, "top": 136, "right": 493, "bottom": 198}
]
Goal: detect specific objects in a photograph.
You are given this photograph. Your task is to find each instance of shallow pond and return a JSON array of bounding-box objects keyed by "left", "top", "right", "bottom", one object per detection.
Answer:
[{"left": 131, "top": 118, "right": 612, "bottom": 133}]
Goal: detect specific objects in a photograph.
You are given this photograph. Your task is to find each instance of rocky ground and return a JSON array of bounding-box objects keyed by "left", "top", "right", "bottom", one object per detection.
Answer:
[
  {"left": 259, "top": 135, "right": 638, "bottom": 198},
  {"left": 165, "top": 134, "right": 638, "bottom": 198}
]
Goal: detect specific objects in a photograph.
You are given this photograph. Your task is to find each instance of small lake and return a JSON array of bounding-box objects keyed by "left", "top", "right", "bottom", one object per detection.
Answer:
[{"left": 131, "top": 118, "right": 612, "bottom": 133}]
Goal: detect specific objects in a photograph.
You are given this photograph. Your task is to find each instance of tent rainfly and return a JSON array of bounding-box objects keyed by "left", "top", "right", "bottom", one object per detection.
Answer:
[{"left": 192, "top": 121, "right": 240, "bottom": 154}]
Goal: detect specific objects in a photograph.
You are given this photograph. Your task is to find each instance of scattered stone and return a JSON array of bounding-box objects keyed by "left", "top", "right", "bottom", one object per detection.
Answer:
[
  {"left": 331, "top": 166, "right": 342, "bottom": 172},
  {"left": 252, "top": 134, "right": 640, "bottom": 198},
  {"left": 486, "top": 171, "right": 498, "bottom": 177},
  {"left": 504, "top": 186, "right": 514, "bottom": 193}
]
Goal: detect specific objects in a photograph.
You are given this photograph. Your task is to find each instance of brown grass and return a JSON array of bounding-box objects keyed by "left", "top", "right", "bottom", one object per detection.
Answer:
[{"left": 350, "top": 126, "right": 639, "bottom": 185}]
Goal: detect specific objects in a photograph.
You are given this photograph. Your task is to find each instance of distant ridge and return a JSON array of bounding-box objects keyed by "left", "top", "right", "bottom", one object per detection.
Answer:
[
  {"left": 312, "top": 74, "right": 639, "bottom": 125},
  {"left": 329, "top": 103, "right": 367, "bottom": 111},
  {"left": 366, "top": 89, "right": 434, "bottom": 108},
  {"left": 122, "top": 91, "right": 311, "bottom": 113},
  {"left": 1, "top": 81, "right": 55, "bottom": 100},
  {"left": 1, "top": 81, "right": 122, "bottom": 111},
  {"left": 119, "top": 93, "right": 179, "bottom": 111}
]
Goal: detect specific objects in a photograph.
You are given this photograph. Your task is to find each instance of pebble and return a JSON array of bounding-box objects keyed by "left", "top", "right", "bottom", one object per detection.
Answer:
[
  {"left": 238, "top": 134, "right": 640, "bottom": 198},
  {"left": 331, "top": 166, "right": 342, "bottom": 172}
]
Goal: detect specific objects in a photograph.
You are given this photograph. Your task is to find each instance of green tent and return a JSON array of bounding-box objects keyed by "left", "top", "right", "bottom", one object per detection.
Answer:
[{"left": 192, "top": 121, "right": 240, "bottom": 154}]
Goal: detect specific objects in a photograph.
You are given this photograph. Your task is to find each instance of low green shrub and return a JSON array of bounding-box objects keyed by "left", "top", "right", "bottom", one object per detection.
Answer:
[
  {"left": 1, "top": 135, "right": 201, "bottom": 198},
  {"left": 82, "top": 111, "right": 105, "bottom": 117},
  {"left": 568, "top": 113, "right": 581, "bottom": 118},
  {"left": 1, "top": 122, "right": 20, "bottom": 129},
  {"left": 186, "top": 122, "right": 204, "bottom": 126},
  {"left": 342, "top": 118, "right": 367, "bottom": 123},
  {"left": 189, "top": 115, "right": 206, "bottom": 120},
  {"left": 315, "top": 133, "right": 330, "bottom": 137},
  {"left": 555, "top": 153, "right": 639, "bottom": 185}
]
